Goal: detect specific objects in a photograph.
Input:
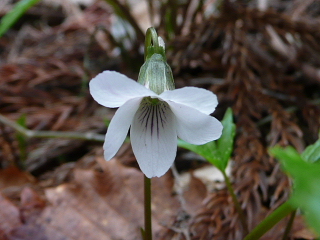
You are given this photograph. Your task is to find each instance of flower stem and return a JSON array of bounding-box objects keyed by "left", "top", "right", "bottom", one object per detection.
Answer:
[
  {"left": 144, "top": 175, "right": 152, "bottom": 240},
  {"left": 222, "top": 170, "right": 249, "bottom": 235},
  {"left": 243, "top": 201, "right": 296, "bottom": 240}
]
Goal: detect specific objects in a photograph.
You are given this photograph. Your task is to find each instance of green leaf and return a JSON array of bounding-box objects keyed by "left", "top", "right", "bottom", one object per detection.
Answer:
[
  {"left": 270, "top": 145, "right": 320, "bottom": 236},
  {"left": 302, "top": 135, "right": 320, "bottom": 163},
  {"left": 269, "top": 145, "right": 303, "bottom": 169},
  {"left": 216, "top": 108, "right": 236, "bottom": 169},
  {"left": 16, "top": 114, "right": 28, "bottom": 168},
  {"left": 178, "top": 108, "right": 236, "bottom": 171},
  {"left": 0, "top": 0, "right": 41, "bottom": 37},
  {"left": 178, "top": 139, "right": 223, "bottom": 169}
]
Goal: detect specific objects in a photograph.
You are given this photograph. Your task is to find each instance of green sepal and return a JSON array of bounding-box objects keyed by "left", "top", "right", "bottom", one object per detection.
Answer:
[
  {"left": 138, "top": 53, "right": 174, "bottom": 94},
  {"left": 138, "top": 27, "right": 173, "bottom": 94}
]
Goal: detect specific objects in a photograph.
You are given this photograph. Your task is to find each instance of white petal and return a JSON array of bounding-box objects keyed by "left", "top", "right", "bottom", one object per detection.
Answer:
[
  {"left": 167, "top": 101, "right": 223, "bottom": 145},
  {"left": 160, "top": 87, "right": 218, "bottom": 115},
  {"left": 103, "top": 97, "right": 143, "bottom": 160},
  {"left": 130, "top": 100, "right": 177, "bottom": 178},
  {"left": 89, "top": 71, "right": 156, "bottom": 108}
]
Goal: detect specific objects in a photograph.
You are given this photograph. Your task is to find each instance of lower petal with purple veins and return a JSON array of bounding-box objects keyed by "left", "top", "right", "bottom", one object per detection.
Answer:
[{"left": 130, "top": 99, "right": 177, "bottom": 178}]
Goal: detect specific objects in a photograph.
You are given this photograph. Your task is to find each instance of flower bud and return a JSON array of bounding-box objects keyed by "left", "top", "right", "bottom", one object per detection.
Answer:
[{"left": 138, "top": 53, "right": 175, "bottom": 94}]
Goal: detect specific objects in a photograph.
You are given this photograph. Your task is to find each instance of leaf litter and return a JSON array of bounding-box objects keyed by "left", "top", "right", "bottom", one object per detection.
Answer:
[{"left": 0, "top": 0, "right": 319, "bottom": 239}]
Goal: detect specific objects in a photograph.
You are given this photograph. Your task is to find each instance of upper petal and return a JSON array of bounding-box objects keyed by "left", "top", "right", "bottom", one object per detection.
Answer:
[
  {"left": 160, "top": 87, "right": 218, "bottom": 115},
  {"left": 103, "top": 97, "right": 143, "bottom": 160},
  {"left": 89, "top": 71, "right": 156, "bottom": 108},
  {"left": 168, "top": 101, "right": 223, "bottom": 145},
  {"left": 130, "top": 99, "right": 177, "bottom": 178}
]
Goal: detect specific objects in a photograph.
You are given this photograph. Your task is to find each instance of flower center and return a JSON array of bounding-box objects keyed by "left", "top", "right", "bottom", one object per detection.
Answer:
[{"left": 144, "top": 97, "right": 160, "bottom": 106}]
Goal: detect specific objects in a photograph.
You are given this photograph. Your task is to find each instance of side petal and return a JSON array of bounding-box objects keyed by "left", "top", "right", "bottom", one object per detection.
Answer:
[
  {"left": 130, "top": 100, "right": 177, "bottom": 178},
  {"left": 160, "top": 87, "right": 218, "bottom": 115},
  {"left": 167, "top": 101, "right": 223, "bottom": 145},
  {"left": 103, "top": 97, "right": 143, "bottom": 160},
  {"left": 89, "top": 71, "right": 156, "bottom": 108}
]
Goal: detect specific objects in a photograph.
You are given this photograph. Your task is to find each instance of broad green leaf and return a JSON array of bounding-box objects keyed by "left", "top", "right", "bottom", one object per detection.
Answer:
[
  {"left": 269, "top": 146, "right": 302, "bottom": 169},
  {"left": 302, "top": 135, "right": 320, "bottom": 163},
  {"left": 0, "top": 0, "right": 41, "bottom": 37},
  {"left": 178, "top": 108, "right": 235, "bottom": 171},
  {"left": 270, "top": 145, "right": 320, "bottom": 236}
]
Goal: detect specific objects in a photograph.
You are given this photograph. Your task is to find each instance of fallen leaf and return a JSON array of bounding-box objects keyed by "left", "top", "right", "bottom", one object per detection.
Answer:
[
  {"left": 0, "top": 192, "right": 22, "bottom": 239},
  {"left": 4, "top": 159, "right": 180, "bottom": 240},
  {"left": 0, "top": 166, "right": 36, "bottom": 190}
]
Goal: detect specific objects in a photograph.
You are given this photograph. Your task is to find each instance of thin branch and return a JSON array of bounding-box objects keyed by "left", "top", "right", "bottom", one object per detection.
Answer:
[
  {"left": 0, "top": 114, "right": 105, "bottom": 142},
  {"left": 171, "top": 164, "right": 188, "bottom": 211},
  {"left": 282, "top": 210, "right": 296, "bottom": 240},
  {"left": 257, "top": 99, "right": 320, "bottom": 127}
]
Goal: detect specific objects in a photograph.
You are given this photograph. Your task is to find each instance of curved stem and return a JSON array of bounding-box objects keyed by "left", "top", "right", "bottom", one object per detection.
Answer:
[
  {"left": 222, "top": 170, "right": 249, "bottom": 235},
  {"left": 243, "top": 201, "right": 296, "bottom": 240},
  {"left": 144, "top": 175, "right": 153, "bottom": 240},
  {"left": 144, "top": 27, "right": 159, "bottom": 60}
]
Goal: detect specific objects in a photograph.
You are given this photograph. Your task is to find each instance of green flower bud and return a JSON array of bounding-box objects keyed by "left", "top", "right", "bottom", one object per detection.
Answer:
[{"left": 138, "top": 53, "right": 175, "bottom": 94}]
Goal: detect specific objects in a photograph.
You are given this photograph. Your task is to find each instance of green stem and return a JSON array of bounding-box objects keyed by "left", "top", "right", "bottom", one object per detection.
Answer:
[
  {"left": 222, "top": 170, "right": 249, "bottom": 235},
  {"left": 144, "top": 27, "right": 159, "bottom": 60},
  {"left": 243, "top": 201, "right": 296, "bottom": 240},
  {"left": 281, "top": 209, "right": 296, "bottom": 240},
  {"left": 0, "top": 114, "right": 105, "bottom": 142},
  {"left": 144, "top": 175, "right": 152, "bottom": 240}
]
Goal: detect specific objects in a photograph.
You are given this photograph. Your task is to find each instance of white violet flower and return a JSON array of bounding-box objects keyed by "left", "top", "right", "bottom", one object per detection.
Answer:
[{"left": 89, "top": 71, "right": 223, "bottom": 178}]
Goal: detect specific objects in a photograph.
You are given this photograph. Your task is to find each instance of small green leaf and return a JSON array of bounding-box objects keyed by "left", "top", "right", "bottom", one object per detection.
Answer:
[
  {"left": 178, "top": 108, "right": 236, "bottom": 171},
  {"left": 16, "top": 114, "right": 28, "bottom": 168},
  {"left": 178, "top": 139, "right": 224, "bottom": 169},
  {"left": 302, "top": 135, "right": 320, "bottom": 163},
  {"left": 0, "top": 0, "right": 41, "bottom": 37},
  {"left": 215, "top": 108, "right": 236, "bottom": 170},
  {"left": 270, "top": 144, "right": 320, "bottom": 236}
]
